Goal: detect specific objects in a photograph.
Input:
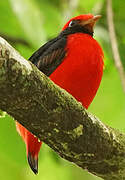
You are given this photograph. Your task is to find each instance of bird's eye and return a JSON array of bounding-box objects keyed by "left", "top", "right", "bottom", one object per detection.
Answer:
[{"left": 68, "top": 20, "right": 76, "bottom": 27}]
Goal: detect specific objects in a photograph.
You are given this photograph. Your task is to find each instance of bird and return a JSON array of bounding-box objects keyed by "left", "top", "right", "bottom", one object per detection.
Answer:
[{"left": 16, "top": 14, "right": 104, "bottom": 174}]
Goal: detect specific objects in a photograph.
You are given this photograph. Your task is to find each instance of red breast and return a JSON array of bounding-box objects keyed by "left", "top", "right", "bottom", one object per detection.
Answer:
[{"left": 50, "top": 33, "right": 104, "bottom": 109}]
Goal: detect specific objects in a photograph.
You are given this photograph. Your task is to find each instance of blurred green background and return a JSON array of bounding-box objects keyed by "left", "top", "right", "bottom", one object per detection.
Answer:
[{"left": 0, "top": 0, "right": 125, "bottom": 179}]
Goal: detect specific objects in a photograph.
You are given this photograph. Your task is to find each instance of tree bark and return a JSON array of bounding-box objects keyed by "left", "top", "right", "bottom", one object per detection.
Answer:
[{"left": 0, "top": 37, "right": 125, "bottom": 180}]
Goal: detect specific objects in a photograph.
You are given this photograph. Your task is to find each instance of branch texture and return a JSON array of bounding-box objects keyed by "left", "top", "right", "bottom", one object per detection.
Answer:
[{"left": 0, "top": 37, "right": 125, "bottom": 180}]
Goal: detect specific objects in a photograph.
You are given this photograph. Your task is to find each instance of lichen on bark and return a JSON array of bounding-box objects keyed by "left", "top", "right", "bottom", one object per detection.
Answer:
[{"left": 0, "top": 37, "right": 125, "bottom": 180}]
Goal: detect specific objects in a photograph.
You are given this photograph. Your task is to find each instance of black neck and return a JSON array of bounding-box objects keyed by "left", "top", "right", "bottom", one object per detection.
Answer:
[{"left": 59, "top": 25, "right": 93, "bottom": 37}]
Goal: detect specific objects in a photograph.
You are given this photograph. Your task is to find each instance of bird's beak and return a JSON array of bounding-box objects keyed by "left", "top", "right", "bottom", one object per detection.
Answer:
[
  {"left": 81, "top": 15, "right": 101, "bottom": 26},
  {"left": 80, "top": 15, "right": 101, "bottom": 32}
]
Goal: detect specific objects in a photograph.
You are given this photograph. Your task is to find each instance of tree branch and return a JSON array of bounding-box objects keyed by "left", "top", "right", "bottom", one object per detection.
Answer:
[
  {"left": 106, "top": 0, "right": 125, "bottom": 93},
  {"left": 0, "top": 37, "right": 125, "bottom": 180}
]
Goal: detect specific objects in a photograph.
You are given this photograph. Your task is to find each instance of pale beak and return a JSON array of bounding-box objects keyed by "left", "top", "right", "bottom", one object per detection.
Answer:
[
  {"left": 92, "top": 15, "right": 102, "bottom": 22},
  {"left": 80, "top": 15, "right": 101, "bottom": 26},
  {"left": 80, "top": 15, "right": 101, "bottom": 33}
]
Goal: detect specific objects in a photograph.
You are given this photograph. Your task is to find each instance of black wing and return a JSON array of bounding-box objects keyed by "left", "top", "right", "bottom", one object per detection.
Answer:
[{"left": 29, "top": 36, "right": 67, "bottom": 76}]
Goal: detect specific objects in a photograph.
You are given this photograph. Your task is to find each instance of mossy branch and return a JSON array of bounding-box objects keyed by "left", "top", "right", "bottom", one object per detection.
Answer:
[{"left": 0, "top": 37, "right": 125, "bottom": 180}]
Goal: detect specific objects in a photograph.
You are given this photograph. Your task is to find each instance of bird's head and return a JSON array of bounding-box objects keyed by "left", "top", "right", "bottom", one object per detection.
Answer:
[{"left": 62, "top": 14, "right": 101, "bottom": 36}]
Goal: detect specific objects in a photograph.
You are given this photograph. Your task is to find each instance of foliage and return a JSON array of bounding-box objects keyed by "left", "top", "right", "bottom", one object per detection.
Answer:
[{"left": 0, "top": 0, "right": 125, "bottom": 179}]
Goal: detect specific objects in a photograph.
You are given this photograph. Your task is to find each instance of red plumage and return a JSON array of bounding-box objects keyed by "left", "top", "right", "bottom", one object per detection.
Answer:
[
  {"left": 50, "top": 33, "right": 103, "bottom": 108},
  {"left": 16, "top": 14, "right": 104, "bottom": 174},
  {"left": 16, "top": 122, "right": 42, "bottom": 174}
]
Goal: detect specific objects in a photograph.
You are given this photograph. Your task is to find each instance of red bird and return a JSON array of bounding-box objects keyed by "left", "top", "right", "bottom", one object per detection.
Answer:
[{"left": 16, "top": 14, "right": 104, "bottom": 174}]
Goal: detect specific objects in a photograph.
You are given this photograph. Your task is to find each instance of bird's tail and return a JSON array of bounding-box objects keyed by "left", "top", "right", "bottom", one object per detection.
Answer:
[{"left": 16, "top": 122, "right": 42, "bottom": 174}]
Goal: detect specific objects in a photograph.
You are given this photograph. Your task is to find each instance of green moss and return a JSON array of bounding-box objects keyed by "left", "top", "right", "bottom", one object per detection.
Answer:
[
  {"left": 73, "top": 124, "right": 83, "bottom": 137},
  {"left": 66, "top": 124, "right": 83, "bottom": 139},
  {"left": 0, "top": 59, "right": 4, "bottom": 68},
  {"left": 83, "top": 153, "right": 95, "bottom": 157},
  {"left": 61, "top": 143, "right": 68, "bottom": 150},
  {"left": 0, "top": 66, "right": 6, "bottom": 81},
  {"left": 74, "top": 153, "right": 82, "bottom": 159},
  {"left": 53, "top": 128, "right": 59, "bottom": 133}
]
